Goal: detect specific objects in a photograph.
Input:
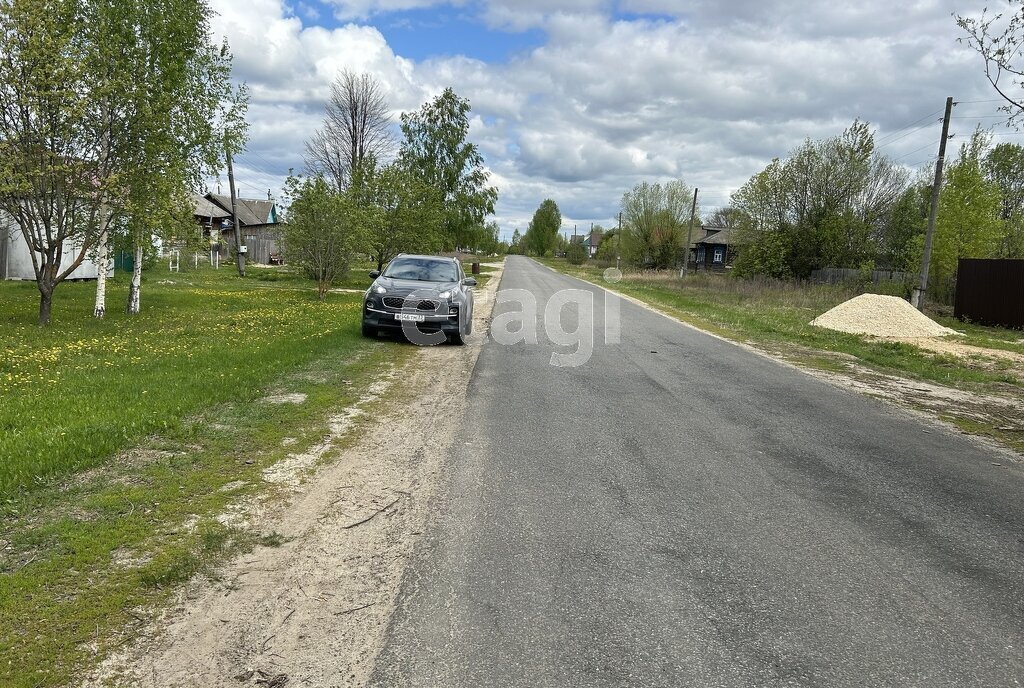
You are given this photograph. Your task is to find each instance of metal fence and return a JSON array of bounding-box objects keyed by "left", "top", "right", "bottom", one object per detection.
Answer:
[{"left": 954, "top": 258, "right": 1024, "bottom": 329}]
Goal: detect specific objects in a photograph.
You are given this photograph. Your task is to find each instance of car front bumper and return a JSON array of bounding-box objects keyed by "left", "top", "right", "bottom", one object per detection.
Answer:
[{"left": 363, "top": 305, "right": 462, "bottom": 334}]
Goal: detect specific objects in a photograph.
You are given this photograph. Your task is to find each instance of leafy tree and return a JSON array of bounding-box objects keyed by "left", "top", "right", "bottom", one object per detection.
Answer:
[
  {"left": 281, "top": 174, "right": 366, "bottom": 298},
  {"left": 928, "top": 131, "right": 1003, "bottom": 301},
  {"left": 705, "top": 206, "right": 743, "bottom": 229},
  {"left": 359, "top": 161, "right": 443, "bottom": 271},
  {"left": 728, "top": 121, "right": 911, "bottom": 279},
  {"left": 620, "top": 180, "right": 694, "bottom": 269},
  {"left": 0, "top": 0, "right": 110, "bottom": 325},
  {"left": 0, "top": 0, "right": 245, "bottom": 324},
  {"left": 523, "top": 199, "right": 561, "bottom": 256},
  {"left": 732, "top": 224, "right": 793, "bottom": 279},
  {"left": 399, "top": 88, "right": 497, "bottom": 249},
  {"left": 594, "top": 229, "right": 619, "bottom": 262},
  {"left": 877, "top": 183, "right": 929, "bottom": 271},
  {"left": 304, "top": 70, "right": 393, "bottom": 192},
  {"left": 508, "top": 228, "right": 522, "bottom": 254},
  {"left": 117, "top": 3, "right": 246, "bottom": 315},
  {"left": 984, "top": 142, "right": 1024, "bottom": 257}
]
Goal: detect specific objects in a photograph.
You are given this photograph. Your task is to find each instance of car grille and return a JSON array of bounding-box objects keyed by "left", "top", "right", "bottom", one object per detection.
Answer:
[{"left": 382, "top": 296, "right": 439, "bottom": 311}]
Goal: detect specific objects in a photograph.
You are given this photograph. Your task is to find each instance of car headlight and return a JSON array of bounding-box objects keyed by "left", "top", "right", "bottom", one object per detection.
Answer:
[
  {"left": 438, "top": 290, "right": 453, "bottom": 299},
  {"left": 374, "top": 285, "right": 386, "bottom": 294}
]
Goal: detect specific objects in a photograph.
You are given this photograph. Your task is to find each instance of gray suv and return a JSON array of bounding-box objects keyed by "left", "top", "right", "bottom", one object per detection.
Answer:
[{"left": 362, "top": 254, "right": 477, "bottom": 345}]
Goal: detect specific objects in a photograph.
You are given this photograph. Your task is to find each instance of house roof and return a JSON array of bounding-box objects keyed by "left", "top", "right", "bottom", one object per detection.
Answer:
[
  {"left": 696, "top": 227, "right": 737, "bottom": 246},
  {"left": 192, "top": 195, "right": 230, "bottom": 220},
  {"left": 208, "top": 194, "right": 278, "bottom": 226},
  {"left": 583, "top": 230, "right": 603, "bottom": 248},
  {"left": 194, "top": 193, "right": 278, "bottom": 226}
]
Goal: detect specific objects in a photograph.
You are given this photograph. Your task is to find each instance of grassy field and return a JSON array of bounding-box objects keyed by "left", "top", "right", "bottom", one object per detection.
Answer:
[
  {"left": 0, "top": 262, "right": 415, "bottom": 687},
  {"left": 541, "top": 258, "right": 1024, "bottom": 452}
]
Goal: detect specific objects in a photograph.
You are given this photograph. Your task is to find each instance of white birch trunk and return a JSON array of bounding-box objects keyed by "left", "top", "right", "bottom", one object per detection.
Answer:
[
  {"left": 92, "top": 228, "right": 109, "bottom": 318},
  {"left": 127, "top": 243, "right": 143, "bottom": 314}
]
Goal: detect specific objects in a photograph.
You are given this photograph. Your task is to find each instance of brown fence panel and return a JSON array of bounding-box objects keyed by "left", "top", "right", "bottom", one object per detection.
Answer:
[{"left": 954, "top": 258, "right": 1024, "bottom": 329}]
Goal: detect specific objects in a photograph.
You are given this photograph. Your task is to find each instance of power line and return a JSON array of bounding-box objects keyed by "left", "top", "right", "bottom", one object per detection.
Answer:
[
  {"left": 892, "top": 140, "right": 942, "bottom": 162},
  {"left": 875, "top": 108, "right": 945, "bottom": 146}
]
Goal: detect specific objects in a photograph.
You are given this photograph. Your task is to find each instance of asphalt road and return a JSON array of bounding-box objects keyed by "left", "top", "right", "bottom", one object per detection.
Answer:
[{"left": 369, "top": 256, "right": 1024, "bottom": 687}]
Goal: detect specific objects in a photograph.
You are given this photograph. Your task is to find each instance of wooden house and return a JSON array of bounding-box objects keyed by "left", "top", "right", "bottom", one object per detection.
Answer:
[
  {"left": 691, "top": 226, "right": 739, "bottom": 271},
  {"left": 192, "top": 193, "right": 282, "bottom": 265}
]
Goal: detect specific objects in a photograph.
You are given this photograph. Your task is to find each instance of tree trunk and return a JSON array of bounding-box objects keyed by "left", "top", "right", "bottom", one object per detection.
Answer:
[
  {"left": 127, "top": 243, "right": 143, "bottom": 314},
  {"left": 38, "top": 286, "right": 53, "bottom": 326},
  {"left": 93, "top": 229, "right": 109, "bottom": 318}
]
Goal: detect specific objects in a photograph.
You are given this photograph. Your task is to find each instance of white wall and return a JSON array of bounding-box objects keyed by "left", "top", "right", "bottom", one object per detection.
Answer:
[{"left": 1, "top": 211, "right": 108, "bottom": 280}]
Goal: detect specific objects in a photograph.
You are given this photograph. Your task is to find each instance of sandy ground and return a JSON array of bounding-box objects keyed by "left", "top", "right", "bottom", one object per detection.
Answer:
[{"left": 82, "top": 265, "right": 503, "bottom": 688}]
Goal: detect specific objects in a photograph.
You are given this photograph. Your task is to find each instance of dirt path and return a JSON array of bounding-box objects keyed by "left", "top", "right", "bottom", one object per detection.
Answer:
[{"left": 83, "top": 266, "right": 503, "bottom": 688}]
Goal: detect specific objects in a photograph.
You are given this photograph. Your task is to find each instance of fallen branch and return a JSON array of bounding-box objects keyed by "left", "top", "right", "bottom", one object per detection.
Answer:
[
  {"left": 341, "top": 497, "right": 401, "bottom": 530},
  {"left": 333, "top": 602, "right": 374, "bottom": 616}
]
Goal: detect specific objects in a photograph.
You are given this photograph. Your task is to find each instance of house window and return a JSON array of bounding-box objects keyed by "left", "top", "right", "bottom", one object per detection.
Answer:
[
  {"left": 713, "top": 247, "right": 724, "bottom": 264},
  {"left": 697, "top": 246, "right": 706, "bottom": 263}
]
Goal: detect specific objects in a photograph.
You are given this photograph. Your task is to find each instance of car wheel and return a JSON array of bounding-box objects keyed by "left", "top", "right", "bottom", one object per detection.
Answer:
[{"left": 362, "top": 323, "right": 377, "bottom": 338}]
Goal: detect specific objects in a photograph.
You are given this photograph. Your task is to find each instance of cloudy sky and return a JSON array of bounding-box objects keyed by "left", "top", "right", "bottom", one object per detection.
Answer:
[{"left": 209, "top": 0, "right": 1010, "bottom": 242}]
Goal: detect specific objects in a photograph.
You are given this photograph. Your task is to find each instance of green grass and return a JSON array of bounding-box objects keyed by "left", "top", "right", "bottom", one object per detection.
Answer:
[
  {"left": 0, "top": 264, "right": 385, "bottom": 495},
  {"left": 0, "top": 261, "right": 415, "bottom": 687}
]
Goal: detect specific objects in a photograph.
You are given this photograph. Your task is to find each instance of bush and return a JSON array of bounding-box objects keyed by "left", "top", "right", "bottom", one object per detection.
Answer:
[{"left": 566, "top": 242, "right": 588, "bottom": 265}]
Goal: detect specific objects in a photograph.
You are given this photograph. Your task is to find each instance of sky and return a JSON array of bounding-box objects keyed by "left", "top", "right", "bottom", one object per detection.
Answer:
[{"left": 209, "top": 0, "right": 1012, "bottom": 242}]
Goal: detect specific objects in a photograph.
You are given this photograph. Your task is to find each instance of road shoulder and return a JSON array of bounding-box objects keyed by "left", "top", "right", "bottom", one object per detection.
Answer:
[{"left": 83, "top": 264, "right": 505, "bottom": 688}]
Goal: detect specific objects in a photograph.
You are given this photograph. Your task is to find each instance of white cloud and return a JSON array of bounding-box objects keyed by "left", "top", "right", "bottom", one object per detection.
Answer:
[{"left": 209, "top": 0, "right": 1002, "bottom": 240}]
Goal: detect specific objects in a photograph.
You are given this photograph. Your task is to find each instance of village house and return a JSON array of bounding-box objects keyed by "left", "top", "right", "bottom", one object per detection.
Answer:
[{"left": 192, "top": 193, "right": 281, "bottom": 265}]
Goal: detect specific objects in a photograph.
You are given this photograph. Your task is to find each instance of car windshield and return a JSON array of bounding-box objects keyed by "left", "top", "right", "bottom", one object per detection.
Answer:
[{"left": 382, "top": 258, "right": 459, "bottom": 283}]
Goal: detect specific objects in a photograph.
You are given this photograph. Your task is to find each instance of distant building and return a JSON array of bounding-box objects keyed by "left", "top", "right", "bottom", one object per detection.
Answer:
[
  {"left": 690, "top": 226, "right": 739, "bottom": 271},
  {"left": 582, "top": 228, "right": 603, "bottom": 258},
  {"left": 192, "top": 193, "right": 281, "bottom": 265}
]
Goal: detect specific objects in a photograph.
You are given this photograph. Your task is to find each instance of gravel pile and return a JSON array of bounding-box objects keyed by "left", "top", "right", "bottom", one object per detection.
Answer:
[{"left": 811, "top": 293, "right": 958, "bottom": 338}]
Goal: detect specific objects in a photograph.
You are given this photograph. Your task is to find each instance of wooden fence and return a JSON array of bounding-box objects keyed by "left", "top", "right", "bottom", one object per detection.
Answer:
[
  {"left": 810, "top": 267, "right": 914, "bottom": 285},
  {"left": 954, "top": 258, "right": 1024, "bottom": 329}
]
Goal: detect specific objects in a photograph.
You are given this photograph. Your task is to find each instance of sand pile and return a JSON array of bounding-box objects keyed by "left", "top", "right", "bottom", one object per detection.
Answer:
[{"left": 811, "top": 294, "right": 958, "bottom": 338}]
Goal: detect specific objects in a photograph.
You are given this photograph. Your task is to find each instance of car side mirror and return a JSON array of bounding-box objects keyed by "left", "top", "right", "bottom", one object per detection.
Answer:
[
  {"left": 463, "top": 277, "right": 477, "bottom": 287},
  {"left": 369, "top": 270, "right": 381, "bottom": 279}
]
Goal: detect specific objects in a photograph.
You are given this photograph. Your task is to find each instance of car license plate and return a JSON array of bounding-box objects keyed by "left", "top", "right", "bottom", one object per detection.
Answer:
[{"left": 395, "top": 313, "right": 425, "bottom": 322}]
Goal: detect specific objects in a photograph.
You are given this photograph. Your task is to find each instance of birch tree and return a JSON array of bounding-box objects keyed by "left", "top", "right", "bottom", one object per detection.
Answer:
[
  {"left": 399, "top": 88, "right": 497, "bottom": 249},
  {"left": 111, "top": 0, "right": 247, "bottom": 315}
]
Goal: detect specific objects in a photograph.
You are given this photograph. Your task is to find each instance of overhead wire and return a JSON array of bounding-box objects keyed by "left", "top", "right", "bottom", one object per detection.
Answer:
[{"left": 875, "top": 107, "right": 945, "bottom": 147}]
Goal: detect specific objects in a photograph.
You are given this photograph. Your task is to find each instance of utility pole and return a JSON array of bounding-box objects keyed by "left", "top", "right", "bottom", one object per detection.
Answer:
[
  {"left": 680, "top": 187, "right": 699, "bottom": 278},
  {"left": 616, "top": 212, "right": 622, "bottom": 271},
  {"left": 226, "top": 145, "right": 246, "bottom": 278},
  {"left": 912, "top": 96, "right": 954, "bottom": 310}
]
